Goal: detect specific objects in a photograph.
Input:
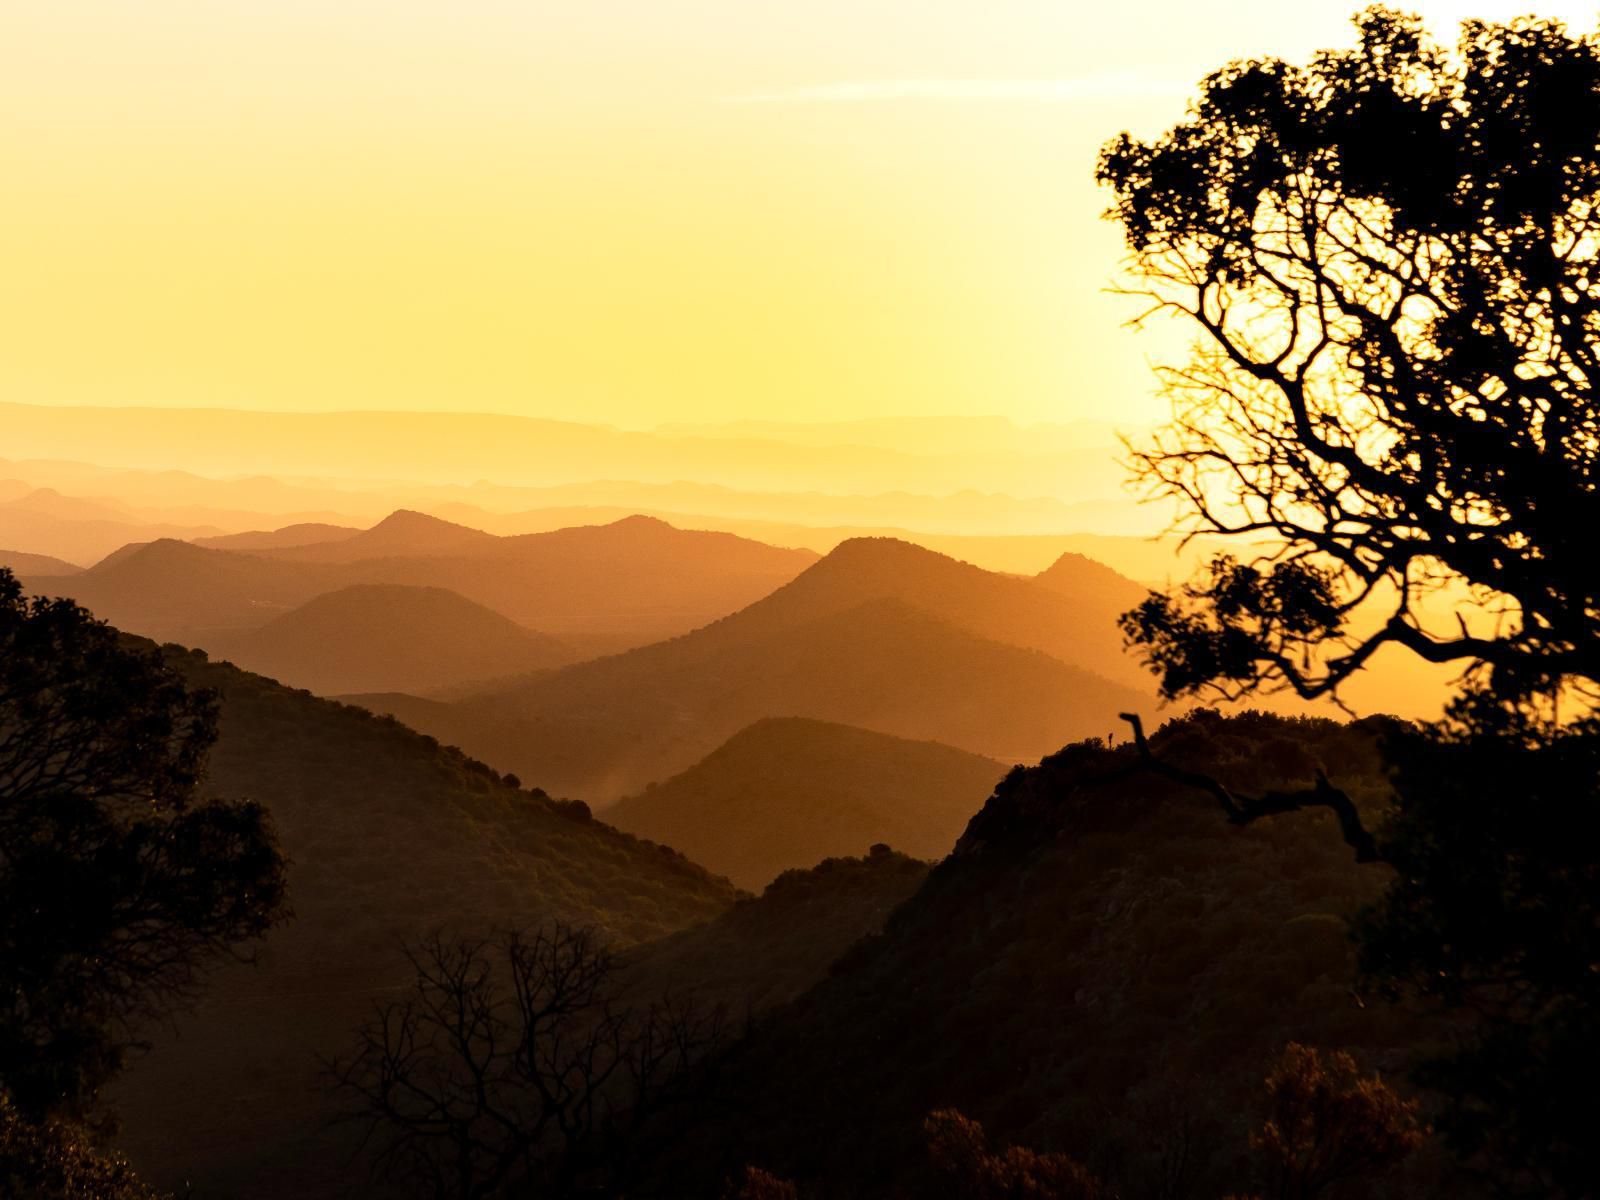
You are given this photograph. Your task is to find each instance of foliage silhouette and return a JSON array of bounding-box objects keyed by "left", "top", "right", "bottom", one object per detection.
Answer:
[
  {"left": 0, "top": 568, "right": 287, "bottom": 1122},
  {"left": 1101, "top": 10, "right": 1600, "bottom": 1195},
  {"left": 1100, "top": 8, "right": 1600, "bottom": 713},
  {"left": 925, "top": 1108, "right": 1103, "bottom": 1200},
  {"left": 1246, "top": 1043, "right": 1422, "bottom": 1200}
]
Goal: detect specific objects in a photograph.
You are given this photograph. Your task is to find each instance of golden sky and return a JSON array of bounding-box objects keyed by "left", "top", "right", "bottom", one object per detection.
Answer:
[{"left": 2, "top": 1, "right": 1589, "bottom": 431}]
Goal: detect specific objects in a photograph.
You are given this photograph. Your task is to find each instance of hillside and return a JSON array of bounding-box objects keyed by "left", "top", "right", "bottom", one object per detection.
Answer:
[
  {"left": 0, "top": 547, "right": 82, "bottom": 576},
  {"left": 607, "top": 719, "right": 1006, "bottom": 889},
  {"left": 620, "top": 846, "right": 931, "bottom": 1015},
  {"left": 639, "top": 710, "right": 1436, "bottom": 1198},
  {"left": 213, "top": 583, "right": 575, "bottom": 694},
  {"left": 107, "top": 645, "right": 738, "bottom": 1200},
  {"left": 361, "top": 596, "right": 1148, "bottom": 803}
]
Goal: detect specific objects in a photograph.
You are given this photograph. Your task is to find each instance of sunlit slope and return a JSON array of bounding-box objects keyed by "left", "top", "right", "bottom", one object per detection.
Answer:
[
  {"left": 606, "top": 718, "right": 1007, "bottom": 890},
  {"left": 645, "top": 712, "right": 1426, "bottom": 1197},
  {"left": 360, "top": 568, "right": 1149, "bottom": 803},
  {"left": 108, "top": 645, "right": 736, "bottom": 1199},
  {"left": 212, "top": 583, "right": 575, "bottom": 695}
]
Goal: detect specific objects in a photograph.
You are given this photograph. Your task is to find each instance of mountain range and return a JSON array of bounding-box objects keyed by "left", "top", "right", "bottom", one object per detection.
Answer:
[
  {"left": 33, "top": 511, "right": 818, "bottom": 651},
  {"left": 357, "top": 537, "right": 1154, "bottom": 802}
]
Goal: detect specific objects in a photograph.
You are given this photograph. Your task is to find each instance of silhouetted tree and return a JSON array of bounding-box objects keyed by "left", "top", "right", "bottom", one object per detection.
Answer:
[
  {"left": 1100, "top": 8, "right": 1600, "bottom": 714},
  {"left": 330, "top": 924, "right": 726, "bottom": 1199},
  {"left": 1099, "top": 11, "right": 1600, "bottom": 1195},
  {"left": 0, "top": 569, "right": 287, "bottom": 1122},
  {"left": 1245, "top": 1043, "right": 1422, "bottom": 1200},
  {"left": 925, "top": 1108, "right": 1103, "bottom": 1200},
  {"left": 1353, "top": 705, "right": 1600, "bottom": 1197}
]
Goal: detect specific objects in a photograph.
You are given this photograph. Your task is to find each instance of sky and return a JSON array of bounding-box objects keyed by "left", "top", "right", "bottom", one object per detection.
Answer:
[{"left": 2, "top": 1, "right": 1592, "bottom": 432}]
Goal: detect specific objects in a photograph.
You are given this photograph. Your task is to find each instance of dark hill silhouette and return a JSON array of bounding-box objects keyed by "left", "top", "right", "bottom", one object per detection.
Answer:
[
  {"left": 212, "top": 583, "right": 575, "bottom": 695},
  {"left": 645, "top": 711, "right": 1429, "bottom": 1198},
  {"left": 620, "top": 846, "right": 930, "bottom": 1014},
  {"left": 193, "top": 521, "right": 360, "bottom": 550},
  {"left": 606, "top": 718, "right": 1006, "bottom": 889},
  {"left": 0, "top": 547, "right": 82, "bottom": 576},
  {"left": 106, "top": 643, "right": 736, "bottom": 1199},
  {"left": 359, "top": 595, "right": 1148, "bottom": 802}
]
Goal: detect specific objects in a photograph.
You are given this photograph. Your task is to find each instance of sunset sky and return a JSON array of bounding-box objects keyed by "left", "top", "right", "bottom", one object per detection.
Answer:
[{"left": 3, "top": 1, "right": 1588, "bottom": 431}]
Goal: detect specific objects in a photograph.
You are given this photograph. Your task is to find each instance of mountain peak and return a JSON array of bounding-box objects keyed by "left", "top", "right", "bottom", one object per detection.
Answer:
[{"left": 368, "top": 509, "right": 484, "bottom": 536}]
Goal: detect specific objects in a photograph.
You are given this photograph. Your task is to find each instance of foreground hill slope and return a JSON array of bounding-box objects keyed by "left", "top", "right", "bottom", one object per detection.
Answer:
[
  {"left": 645, "top": 710, "right": 1432, "bottom": 1198},
  {"left": 621, "top": 846, "right": 931, "bottom": 1015},
  {"left": 363, "top": 596, "right": 1147, "bottom": 802},
  {"left": 109, "top": 646, "right": 737, "bottom": 1200},
  {"left": 607, "top": 718, "right": 1006, "bottom": 889},
  {"left": 213, "top": 582, "right": 575, "bottom": 694}
]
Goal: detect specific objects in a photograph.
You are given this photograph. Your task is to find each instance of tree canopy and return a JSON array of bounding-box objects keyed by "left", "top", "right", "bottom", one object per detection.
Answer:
[
  {"left": 0, "top": 568, "right": 287, "bottom": 1121},
  {"left": 1099, "top": 8, "right": 1600, "bottom": 713}
]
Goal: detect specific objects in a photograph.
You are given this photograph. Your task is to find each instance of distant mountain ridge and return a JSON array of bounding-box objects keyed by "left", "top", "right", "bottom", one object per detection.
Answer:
[{"left": 33, "top": 512, "right": 818, "bottom": 648}]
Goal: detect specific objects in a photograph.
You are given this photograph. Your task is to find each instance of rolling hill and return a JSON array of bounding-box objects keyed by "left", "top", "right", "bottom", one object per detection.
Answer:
[
  {"left": 606, "top": 718, "right": 1007, "bottom": 889},
  {"left": 44, "top": 538, "right": 339, "bottom": 641},
  {"left": 106, "top": 645, "right": 738, "bottom": 1199},
  {"left": 212, "top": 583, "right": 575, "bottom": 695},
  {"left": 360, "top": 587, "right": 1149, "bottom": 804}
]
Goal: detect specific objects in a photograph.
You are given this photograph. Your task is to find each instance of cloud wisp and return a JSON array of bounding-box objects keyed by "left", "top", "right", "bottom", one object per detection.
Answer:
[{"left": 725, "top": 73, "right": 1188, "bottom": 105}]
